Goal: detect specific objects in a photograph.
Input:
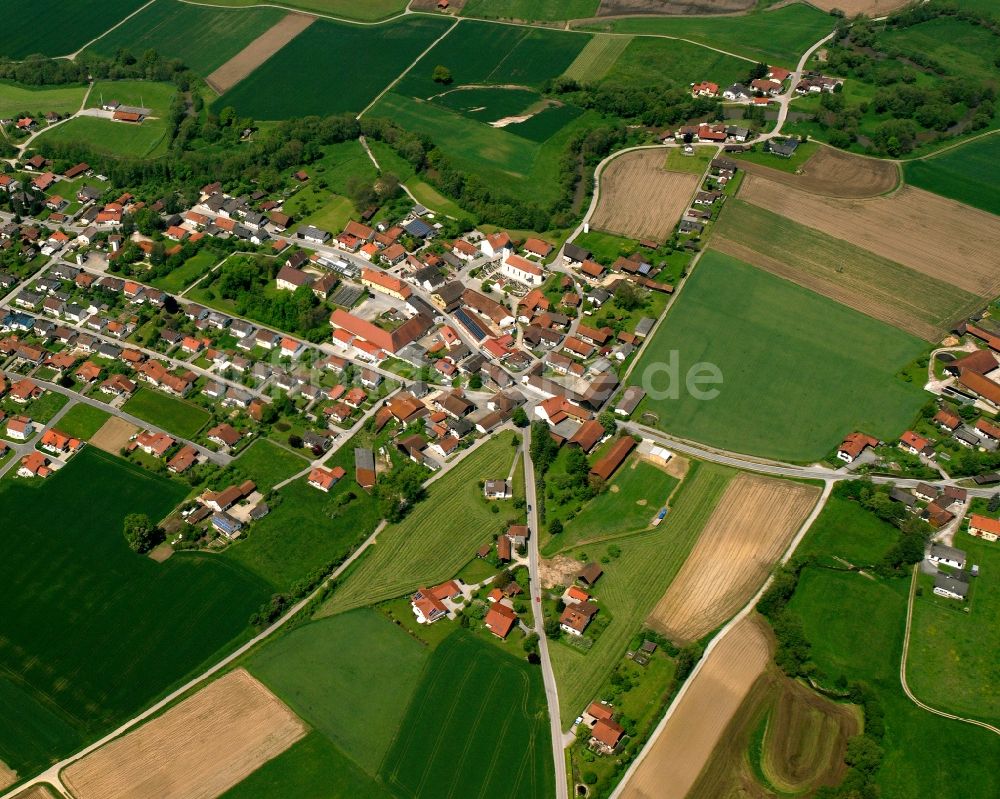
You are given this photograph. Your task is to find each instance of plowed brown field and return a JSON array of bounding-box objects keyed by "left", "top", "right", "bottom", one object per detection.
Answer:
[
  {"left": 738, "top": 175, "right": 1000, "bottom": 298},
  {"left": 206, "top": 13, "right": 315, "bottom": 94},
  {"left": 591, "top": 149, "right": 700, "bottom": 240},
  {"left": 619, "top": 616, "right": 773, "bottom": 799},
  {"left": 737, "top": 146, "right": 899, "bottom": 198},
  {"left": 62, "top": 669, "right": 306, "bottom": 799},
  {"left": 648, "top": 474, "right": 818, "bottom": 643},
  {"left": 90, "top": 416, "right": 139, "bottom": 454}
]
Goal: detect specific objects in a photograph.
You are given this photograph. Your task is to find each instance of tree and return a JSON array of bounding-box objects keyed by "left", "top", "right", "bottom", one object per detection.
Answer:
[
  {"left": 512, "top": 407, "right": 529, "bottom": 428},
  {"left": 549, "top": 518, "right": 563, "bottom": 535},
  {"left": 598, "top": 411, "right": 617, "bottom": 436},
  {"left": 544, "top": 617, "right": 561, "bottom": 638},
  {"left": 432, "top": 65, "right": 452, "bottom": 84},
  {"left": 288, "top": 434, "right": 303, "bottom": 449},
  {"left": 613, "top": 280, "right": 645, "bottom": 311},
  {"left": 123, "top": 513, "right": 160, "bottom": 554}
]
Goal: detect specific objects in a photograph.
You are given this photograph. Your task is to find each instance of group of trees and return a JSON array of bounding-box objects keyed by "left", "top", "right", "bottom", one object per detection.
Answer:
[
  {"left": 0, "top": 48, "right": 189, "bottom": 87},
  {"left": 373, "top": 460, "right": 428, "bottom": 523},
  {"left": 123, "top": 513, "right": 163, "bottom": 553}
]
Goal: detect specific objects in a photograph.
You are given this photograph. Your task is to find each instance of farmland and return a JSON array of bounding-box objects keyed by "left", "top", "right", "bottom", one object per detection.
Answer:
[
  {"left": 647, "top": 475, "right": 819, "bottom": 644},
  {"left": 599, "top": 36, "right": 747, "bottom": 92},
  {"left": 246, "top": 610, "right": 427, "bottom": 775},
  {"left": 53, "top": 404, "right": 111, "bottom": 440},
  {"left": 84, "top": 0, "right": 286, "bottom": 77},
  {"left": 550, "top": 461, "right": 735, "bottom": 725},
  {"left": 319, "top": 432, "right": 521, "bottom": 614},
  {"left": 0, "top": 448, "right": 271, "bottom": 776},
  {"left": 462, "top": 0, "right": 599, "bottom": 20},
  {"left": 231, "top": 439, "right": 308, "bottom": 492},
  {"left": 734, "top": 145, "right": 900, "bottom": 198},
  {"left": 591, "top": 149, "right": 700, "bottom": 241},
  {"left": 0, "top": 0, "right": 147, "bottom": 58},
  {"left": 34, "top": 116, "right": 170, "bottom": 159},
  {"left": 563, "top": 34, "right": 633, "bottom": 83},
  {"left": 810, "top": 0, "right": 909, "bottom": 12},
  {"left": 215, "top": 16, "right": 453, "bottom": 119},
  {"left": 0, "top": 82, "right": 86, "bottom": 118},
  {"left": 628, "top": 250, "right": 929, "bottom": 462},
  {"left": 737, "top": 174, "right": 1000, "bottom": 300},
  {"left": 187, "top": 0, "right": 409, "bottom": 21},
  {"left": 62, "top": 669, "right": 306, "bottom": 799},
  {"left": 904, "top": 134, "right": 1000, "bottom": 215},
  {"left": 122, "top": 387, "right": 211, "bottom": 439},
  {"left": 206, "top": 13, "right": 316, "bottom": 95},
  {"left": 381, "top": 631, "right": 554, "bottom": 799},
  {"left": 713, "top": 199, "right": 981, "bottom": 340},
  {"left": 619, "top": 617, "right": 773, "bottom": 799}
]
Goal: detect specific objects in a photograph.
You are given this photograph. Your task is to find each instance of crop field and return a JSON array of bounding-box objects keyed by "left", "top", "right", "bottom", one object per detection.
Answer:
[
  {"left": 904, "top": 134, "right": 1000, "bottom": 216},
  {"left": 582, "top": 3, "right": 835, "bottom": 66},
  {"left": 62, "top": 669, "right": 306, "bottom": 799},
  {"left": 215, "top": 16, "right": 453, "bottom": 118},
  {"left": 0, "top": 0, "right": 147, "bottom": 58},
  {"left": 53, "top": 404, "right": 111, "bottom": 440},
  {"left": 207, "top": 13, "right": 316, "bottom": 94},
  {"left": 35, "top": 116, "right": 170, "bottom": 159},
  {"left": 85, "top": 0, "right": 286, "bottom": 77},
  {"left": 738, "top": 174, "right": 1000, "bottom": 300},
  {"left": 231, "top": 439, "right": 308, "bottom": 492},
  {"left": 907, "top": 535, "right": 1000, "bottom": 723},
  {"left": 591, "top": 150, "right": 700, "bottom": 240},
  {"left": 736, "top": 145, "right": 900, "bottom": 198},
  {"left": 319, "top": 432, "right": 520, "bottom": 614},
  {"left": 432, "top": 86, "right": 541, "bottom": 122},
  {"left": 0, "top": 82, "right": 86, "bottom": 118},
  {"left": 562, "top": 34, "right": 632, "bottom": 83},
  {"left": 247, "top": 610, "right": 427, "bottom": 775},
  {"left": 187, "top": 0, "right": 409, "bottom": 21},
  {"left": 0, "top": 448, "right": 270, "bottom": 776},
  {"left": 794, "top": 495, "right": 900, "bottom": 567},
  {"left": 597, "top": 0, "right": 753, "bottom": 13},
  {"left": 629, "top": 251, "right": 928, "bottom": 462},
  {"left": 600, "top": 36, "right": 747, "bottom": 92},
  {"left": 122, "top": 387, "right": 211, "bottom": 439},
  {"left": 550, "top": 462, "right": 734, "bottom": 724},
  {"left": 504, "top": 102, "right": 584, "bottom": 143},
  {"left": 620, "top": 616, "right": 773, "bottom": 799},
  {"left": 648, "top": 474, "right": 819, "bottom": 644},
  {"left": 381, "top": 632, "right": 554, "bottom": 799},
  {"left": 713, "top": 199, "right": 981, "bottom": 340},
  {"left": 462, "top": 0, "right": 599, "bottom": 20}
]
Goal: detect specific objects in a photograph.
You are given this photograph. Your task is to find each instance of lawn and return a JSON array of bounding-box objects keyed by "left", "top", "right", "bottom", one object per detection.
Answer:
[
  {"left": 187, "top": 0, "right": 409, "bottom": 22},
  {"left": 0, "top": 448, "right": 271, "bottom": 775},
  {"left": 22, "top": 391, "right": 68, "bottom": 424},
  {"left": 628, "top": 251, "right": 929, "bottom": 462},
  {"left": 85, "top": 0, "right": 286, "bottom": 76},
  {"left": 550, "top": 461, "right": 734, "bottom": 725},
  {"left": 246, "top": 609, "right": 427, "bottom": 775},
  {"left": 320, "top": 432, "right": 521, "bottom": 615},
  {"left": 582, "top": 3, "right": 836, "bottom": 67},
  {"left": 231, "top": 438, "right": 308, "bottom": 492},
  {"left": 215, "top": 16, "right": 453, "bottom": 118},
  {"left": 0, "top": 0, "right": 148, "bottom": 58},
  {"left": 730, "top": 139, "right": 820, "bottom": 173},
  {"left": 792, "top": 494, "right": 899, "bottom": 567},
  {"left": 787, "top": 565, "right": 1000, "bottom": 798},
  {"left": 122, "top": 387, "right": 212, "bottom": 439},
  {"left": 600, "top": 36, "right": 747, "bottom": 93},
  {"left": 35, "top": 116, "right": 170, "bottom": 159},
  {"left": 907, "top": 534, "right": 1000, "bottom": 724},
  {"left": 904, "top": 133, "right": 1000, "bottom": 215},
  {"left": 664, "top": 145, "right": 716, "bottom": 174},
  {"left": 462, "top": 0, "right": 599, "bottom": 21},
  {"left": 53, "top": 404, "right": 111, "bottom": 440},
  {"left": 151, "top": 249, "right": 219, "bottom": 293},
  {"left": 0, "top": 81, "right": 86, "bottom": 117},
  {"left": 380, "top": 631, "right": 554, "bottom": 799}
]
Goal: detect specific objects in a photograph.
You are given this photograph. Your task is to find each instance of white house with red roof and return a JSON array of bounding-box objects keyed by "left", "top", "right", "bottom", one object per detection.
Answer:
[{"left": 411, "top": 580, "right": 463, "bottom": 624}]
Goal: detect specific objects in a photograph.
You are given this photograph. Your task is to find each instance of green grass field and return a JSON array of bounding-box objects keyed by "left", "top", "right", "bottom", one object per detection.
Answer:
[
  {"left": 320, "top": 433, "right": 520, "bottom": 614},
  {"left": 904, "top": 133, "right": 1000, "bottom": 215},
  {"left": 231, "top": 438, "right": 308, "bottom": 492},
  {"left": 85, "top": 0, "right": 285, "bottom": 76},
  {"left": 563, "top": 34, "right": 632, "bottom": 83},
  {"left": 628, "top": 251, "right": 929, "bottom": 462},
  {"left": 187, "top": 0, "right": 408, "bottom": 22},
  {"left": 908, "top": 535, "right": 1000, "bottom": 723},
  {"left": 247, "top": 610, "right": 427, "bottom": 774},
  {"left": 462, "top": 0, "right": 598, "bottom": 20},
  {"left": 122, "top": 387, "right": 211, "bottom": 439},
  {"left": 366, "top": 140, "right": 466, "bottom": 217},
  {"left": 601, "top": 36, "right": 747, "bottom": 93},
  {"left": 0, "top": 0, "right": 147, "bottom": 58},
  {"left": 880, "top": 16, "right": 1000, "bottom": 85},
  {"left": 793, "top": 495, "right": 899, "bottom": 567},
  {"left": 0, "top": 81, "right": 86, "bottom": 117},
  {"left": 35, "top": 116, "right": 170, "bottom": 159},
  {"left": 151, "top": 249, "right": 219, "bottom": 293},
  {"left": 381, "top": 631, "right": 554, "bottom": 799},
  {"left": 88, "top": 80, "right": 178, "bottom": 116},
  {"left": 730, "top": 139, "right": 820, "bottom": 173},
  {"left": 551, "top": 461, "right": 734, "bottom": 725},
  {"left": 0, "top": 448, "right": 270, "bottom": 775},
  {"left": 215, "top": 16, "right": 452, "bottom": 118},
  {"left": 664, "top": 145, "right": 716, "bottom": 174},
  {"left": 54, "top": 404, "right": 111, "bottom": 440},
  {"left": 434, "top": 86, "right": 540, "bottom": 122},
  {"left": 581, "top": 3, "right": 835, "bottom": 66}
]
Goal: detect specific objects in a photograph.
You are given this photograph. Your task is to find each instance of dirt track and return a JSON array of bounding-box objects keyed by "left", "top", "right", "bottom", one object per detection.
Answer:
[
  {"left": 206, "top": 13, "right": 315, "bottom": 94},
  {"left": 619, "top": 616, "right": 773, "bottom": 799},
  {"left": 647, "top": 475, "right": 818, "bottom": 643},
  {"left": 90, "top": 416, "right": 138, "bottom": 454},
  {"left": 62, "top": 669, "right": 306, "bottom": 799},
  {"left": 737, "top": 146, "right": 899, "bottom": 198},
  {"left": 739, "top": 174, "right": 1000, "bottom": 298},
  {"left": 591, "top": 150, "right": 699, "bottom": 241}
]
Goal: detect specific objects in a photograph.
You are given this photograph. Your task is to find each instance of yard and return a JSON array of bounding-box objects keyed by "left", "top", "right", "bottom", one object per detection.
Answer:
[
  {"left": 0, "top": 448, "right": 271, "bottom": 776},
  {"left": 231, "top": 438, "right": 308, "bottom": 492},
  {"left": 122, "top": 387, "right": 212, "bottom": 440},
  {"left": 627, "top": 250, "right": 929, "bottom": 462},
  {"left": 54, "top": 404, "right": 112, "bottom": 440}
]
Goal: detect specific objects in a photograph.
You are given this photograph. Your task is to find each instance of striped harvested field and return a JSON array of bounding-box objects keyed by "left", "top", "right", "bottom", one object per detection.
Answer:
[
  {"left": 563, "top": 34, "right": 632, "bottom": 82},
  {"left": 206, "top": 13, "right": 315, "bottom": 93}
]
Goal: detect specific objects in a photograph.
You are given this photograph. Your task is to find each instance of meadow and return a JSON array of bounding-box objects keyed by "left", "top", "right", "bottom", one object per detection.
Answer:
[
  {"left": 87, "top": 80, "right": 178, "bottom": 116},
  {"left": 122, "top": 387, "right": 212, "bottom": 439},
  {"left": 151, "top": 249, "right": 219, "bottom": 293},
  {"left": 367, "top": 141, "right": 466, "bottom": 217},
  {"left": 793, "top": 494, "right": 900, "bottom": 567},
  {"left": 246, "top": 610, "right": 427, "bottom": 775},
  {"left": 904, "top": 133, "right": 1000, "bottom": 215},
  {"left": 215, "top": 16, "right": 453, "bottom": 119},
  {"left": 319, "top": 432, "right": 521, "bottom": 615},
  {"left": 85, "top": 0, "right": 286, "bottom": 77},
  {"left": 0, "top": 448, "right": 271, "bottom": 776},
  {"left": 0, "top": 82, "right": 86, "bottom": 118},
  {"left": 579, "top": 3, "right": 836, "bottom": 66},
  {"left": 550, "top": 461, "right": 734, "bottom": 725},
  {"left": 628, "top": 251, "right": 929, "bottom": 462},
  {"left": 35, "top": 116, "right": 170, "bottom": 159},
  {"left": 462, "top": 0, "right": 599, "bottom": 21},
  {"left": 54, "top": 404, "right": 111, "bottom": 440},
  {"left": 0, "top": 0, "right": 147, "bottom": 58},
  {"left": 381, "top": 632, "right": 554, "bottom": 799},
  {"left": 231, "top": 438, "right": 308, "bottom": 492},
  {"left": 187, "top": 0, "right": 409, "bottom": 22},
  {"left": 600, "top": 36, "right": 748, "bottom": 92}
]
